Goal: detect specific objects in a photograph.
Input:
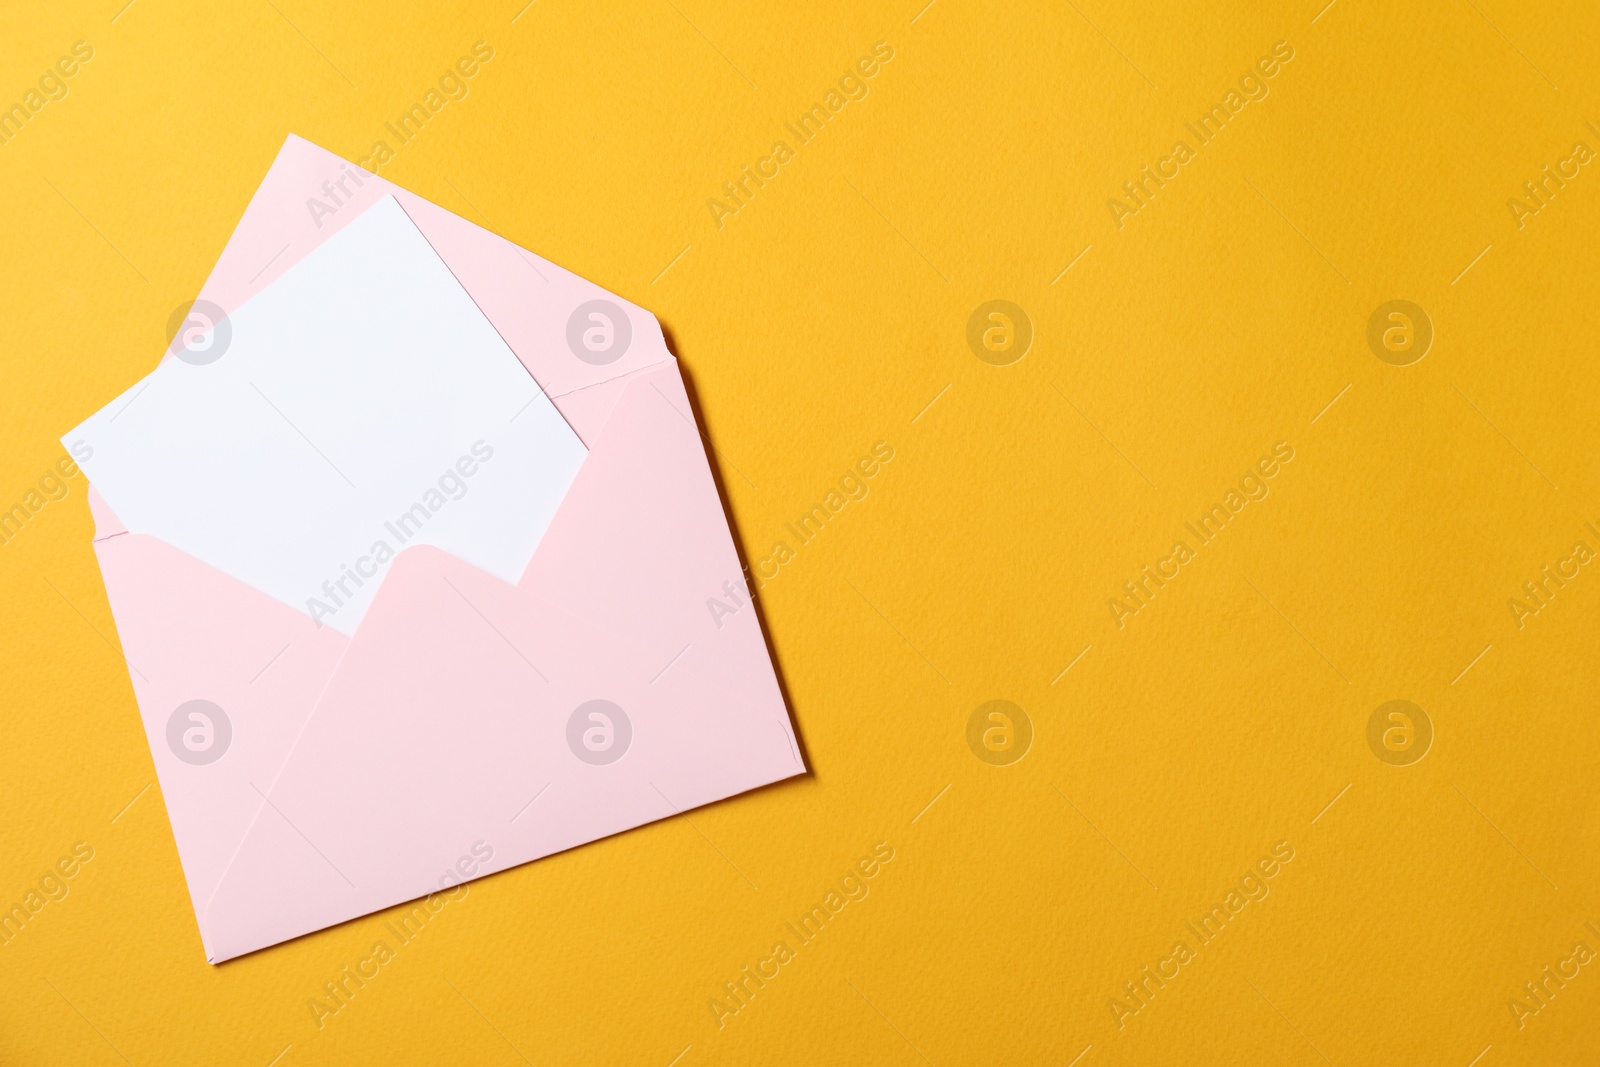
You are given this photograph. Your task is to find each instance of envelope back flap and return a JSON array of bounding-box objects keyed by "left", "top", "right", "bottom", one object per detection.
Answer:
[{"left": 192, "top": 135, "right": 673, "bottom": 413}]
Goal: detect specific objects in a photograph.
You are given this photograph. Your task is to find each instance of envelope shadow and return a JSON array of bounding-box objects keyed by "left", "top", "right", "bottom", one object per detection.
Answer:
[{"left": 661, "top": 322, "right": 814, "bottom": 786}]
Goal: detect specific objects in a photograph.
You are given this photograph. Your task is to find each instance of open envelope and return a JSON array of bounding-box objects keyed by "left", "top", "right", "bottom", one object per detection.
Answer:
[{"left": 74, "top": 135, "right": 803, "bottom": 963}]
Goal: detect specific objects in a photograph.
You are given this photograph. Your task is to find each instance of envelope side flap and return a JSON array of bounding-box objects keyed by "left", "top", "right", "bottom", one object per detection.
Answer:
[
  {"left": 521, "top": 363, "right": 792, "bottom": 739},
  {"left": 547, "top": 361, "right": 674, "bottom": 448},
  {"left": 89, "top": 522, "right": 349, "bottom": 943}
]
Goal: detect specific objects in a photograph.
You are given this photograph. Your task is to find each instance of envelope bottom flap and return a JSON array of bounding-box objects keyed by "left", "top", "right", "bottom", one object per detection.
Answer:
[
  {"left": 202, "top": 363, "right": 800, "bottom": 959},
  {"left": 201, "top": 544, "right": 800, "bottom": 960}
]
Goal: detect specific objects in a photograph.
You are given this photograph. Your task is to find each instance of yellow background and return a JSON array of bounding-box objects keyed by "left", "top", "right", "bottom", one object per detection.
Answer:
[{"left": 3, "top": 0, "right": 1599, "bottom": 1063}]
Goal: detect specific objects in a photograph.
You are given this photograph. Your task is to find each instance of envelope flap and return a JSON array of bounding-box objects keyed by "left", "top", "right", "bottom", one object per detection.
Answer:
[{"left": 193, "top": 135, "right": 674, "bottom": 416}]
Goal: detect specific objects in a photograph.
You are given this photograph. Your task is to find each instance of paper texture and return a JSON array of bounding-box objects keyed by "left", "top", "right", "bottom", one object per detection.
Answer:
[{"left": 66, "top": 196, "right": 586, "bottom": 635}]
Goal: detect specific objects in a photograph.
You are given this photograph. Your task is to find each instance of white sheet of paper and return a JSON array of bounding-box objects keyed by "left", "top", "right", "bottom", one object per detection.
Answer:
[{"left": 65, "top": 196, "right": 587, "bottom": 635}]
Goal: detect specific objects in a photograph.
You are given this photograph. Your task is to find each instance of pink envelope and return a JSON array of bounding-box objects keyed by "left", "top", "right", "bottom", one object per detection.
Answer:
[{"left": 86, "top": 135, "right": 803, "bottom": 962}]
